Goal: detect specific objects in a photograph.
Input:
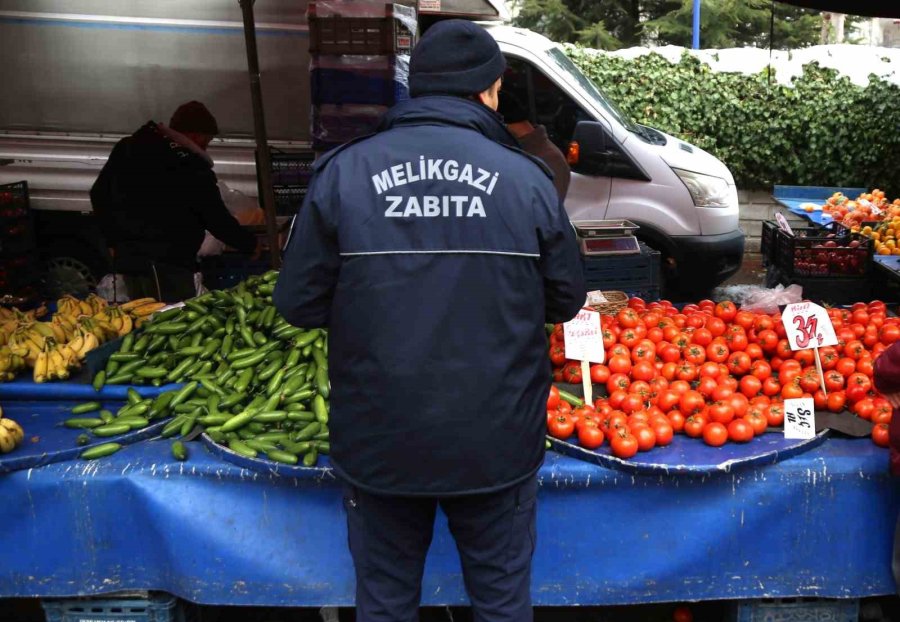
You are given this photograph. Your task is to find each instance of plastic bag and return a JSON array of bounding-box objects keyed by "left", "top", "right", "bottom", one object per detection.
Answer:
[
  {"left": 96, "top": 273, "right": 130, "bottom": 303},
  {"left": 740, "top": 284, "right": 804, "bottom": 314},
  {"left": 198, "top": 181, "right": 265, "bottom": 257}
]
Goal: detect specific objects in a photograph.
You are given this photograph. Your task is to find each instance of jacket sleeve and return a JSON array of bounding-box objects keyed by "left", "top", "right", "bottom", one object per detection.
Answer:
[
  {"left": 874, "top": 342, "right": 900, "bottom": 395},
  {"left": 90, "top": 140, "right": 126, "bottom": 245},
  {"left": 537, "top": 192, "right": 585, "bottom": 324},
  {"left": 273, "top": 172, "right": 340, "bottom": 328},
  {"left": 192, "top": 170, "right": 257, "bottom": 253}
]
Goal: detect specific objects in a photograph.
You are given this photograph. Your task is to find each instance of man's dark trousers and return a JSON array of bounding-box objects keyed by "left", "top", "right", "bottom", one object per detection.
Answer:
[{"left": 343, "top": 475, "right": 538, "bottom": 622}]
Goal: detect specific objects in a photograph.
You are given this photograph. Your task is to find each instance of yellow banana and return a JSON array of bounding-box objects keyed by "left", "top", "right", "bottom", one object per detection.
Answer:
[
  {"left": 116, "top": 312, "right": 133, "bottom": 337},
  {"left": 33, "top": 349, "right": 48, "bottom": 383},
  {"left": 58, "top": 343, "right": 80, "bottom": 369},
  {"left": 118, "top": 297, "right": 157, "bottom": 312},
  {"left": 77, "top": 331, "right": 99, "bottom": 357},
  {"left": 130, "top": 301, "right": 167, "bottom": 317},
  {"left": 67, "top": 333, "right": 86, "bottom": 360}
]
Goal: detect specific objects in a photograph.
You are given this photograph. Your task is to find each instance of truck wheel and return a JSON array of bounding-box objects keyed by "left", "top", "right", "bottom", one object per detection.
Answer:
[{"left": 40, "top": 242, "right": 107, "bottom": 299}]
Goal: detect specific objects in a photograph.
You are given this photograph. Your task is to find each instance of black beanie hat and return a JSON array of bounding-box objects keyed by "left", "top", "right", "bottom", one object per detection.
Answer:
[
  {"left": 169, "top": 101, "right": 219, "bottom": 135},
  {"left": 409, "top": 20, "right": 506, "bottom": 98}
]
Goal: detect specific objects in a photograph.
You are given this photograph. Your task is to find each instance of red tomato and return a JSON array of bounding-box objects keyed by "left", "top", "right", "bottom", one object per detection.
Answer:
[
  {"left": 880, "top": 324, "right": 900, "bottom": 345},
  {"left": 608, "top": 389, "right": 628, "bottom": 410},
  {"left": 856, "top": 358, "right": 874, "bottom": 378},
  {"left": 813, "top": 389, "right": 828, "bottom": 411},
  {"left": 577, "top": 423, "right": 605, "bottom": 449},
  {"left": 670, "top": 380, "right": 692, "bottom": 395},
  {"left": 681, "top": 344, "right": 704, "bottom": 365},
  {"left": 744, "top": 411, "right": 768, "bottom": 435},
  {"left": 846, "top": 373, "right": 873, "bottom": 402},
  {"left": 657, "top": 389, "right": 682, "bottom": 413},
  {"left": 727, "top": 393, "right": 750, "bottom": 417},
  {"left": 675, "top": 362, "right": 698, "bottom": 382},
  {"left": 872, "top": 423, "right": 890, "bottom": 447},
  {"left": 767, "top": 404, "right": 785, "bottom": 427},
  {"left": 699, "top": 362, "right": 722, "bottom": 378},
  {"left": 799, "top": 370, "right": 821, "bottom": 394},
  {"left": 684, "top": 415, "right": 707, "bottom": 438},
  {"left": 692, "top": 328, "right": 713, "bottom": 347},
  {"left": 679, "top": 390, "right": 706, "bottom": 416},
  {"left": 726, "top": 331, "right": 748, "bottom": 352},
  {"left": 697, "top": 376, "right": 719, "bottom": 399},
  {"left": 835, "top": 357, "right": 856, "bottom": 377},
  {"left": 549, "top": 345, "right": 566, "bottom": 367},
  {"left": 706, "top": 317, "right": 726, "bottom": 337},
  {"left": 775, "top": 339, "right": 794, "bottom": 360},
  {"left": 826, "top": 392, "right": 846, "bottom": 413},
  {"left": 667, "top": 410, "right": 686, "bottom": 433},
  {"left": 652, "top": 420, "right": 674, "bottom": 446},
  {"left": 620, "top": 393, "right": 645, "bottom": 414},
  {"left": 589, "top": 364, "right": 610, "bottom": 384},
  {"left": 627, "top": 296, "right": 646, "bottom": 310},
  {"left": 631, "top": 425, "right": 657, "bottom": 452},
  {"left": 703, "top": 422, "right": 729, "bottom": 447},
  {"left": 548, "top": 414, "right": 575, "bottom": 439},
  {"left": 823, "top": 370, "right": 845, "bottom": 392},
  {"left": 872, "top": 399, "right": 893, "bottom": 424},
  {"left": 563, "top": 363, "right": 583, "bottom": 384},
  {"left": 610, "top": 431, "right": 639, "bottom": 459},
  {"left": 708, "top": 401, "right": 735, "bottom": 425},
  {"left": 707, "top": 342, "right": 730, "bottom": 364},
  {"left": 727, "top": 418, "right": 754, "bottom": 443},
  {"left": 711, "top": 384, "right": 734, "bottom": 402},
  {"left": 739, "top": 375, "right": 761, "bottom": 398},
  {"left": 617, "top": 308, "right": 640, "bottom": 328},
  {"left": 547, "top": 385, "right": 560, "bottom": 410},
  {"left": 853, "top": 398, "right": 875, "bottom": 420},
  {"left": 750, "top": 360, "right": 772, "bottom": 380},
  {"left": 781, "top": 381, "right": 804, "bottom": 400},
  {"left": 714, "top": 301, "right": 737, "bottom": 322},
  {"left": 608, "top": 356, "right": 632, "bottom": 375},
  {"left": 844, "top": 340, "right": 867, "bottom": 360},
  {"left": 819, "top": 347, "right": 839, "bottom": 370}
]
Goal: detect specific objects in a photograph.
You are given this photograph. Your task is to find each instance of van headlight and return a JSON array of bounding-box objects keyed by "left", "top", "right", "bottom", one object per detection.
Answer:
[{"left": 673, "top": 168, "right": 732, "bottom": 208}]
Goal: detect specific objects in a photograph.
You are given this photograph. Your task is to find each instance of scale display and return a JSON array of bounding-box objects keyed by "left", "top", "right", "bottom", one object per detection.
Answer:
[{"left": 580, "top": 236, "right": 641, "bottom": 256}]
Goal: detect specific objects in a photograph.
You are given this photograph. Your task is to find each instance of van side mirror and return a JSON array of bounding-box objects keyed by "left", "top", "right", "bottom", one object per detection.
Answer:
[{"left": 567, "top": 121, "right": 612, "bottom": 175}]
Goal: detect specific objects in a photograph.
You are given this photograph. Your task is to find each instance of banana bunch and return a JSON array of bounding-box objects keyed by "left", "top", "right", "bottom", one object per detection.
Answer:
[
  {"left": 92, "top": 306, "right": 133, "bottom": 338},
  {"left": 0, "top": 347, "right": 25, "bottom": 381},
  {"left": 0, "top": 407, "right": 25, "bottom": 454},
  {"left": 66, "top": 326, "right": 100, "bottom": 362},
  {"left": 119, "top": 298, "right": 167, "bottom": 328},
  {"left": 57, "top": 295, "right": 95, "bottom": 318},
  {"left": 7, "top": 327, "right": 46, "bottom": 366}
]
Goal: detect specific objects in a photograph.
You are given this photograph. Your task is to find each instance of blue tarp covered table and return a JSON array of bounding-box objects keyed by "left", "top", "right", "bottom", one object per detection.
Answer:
[
  {"left": 2, "top": 397, "right": 898, "bottom": 606},
  {"left": 772, "top": 185, "right": 867, "bottom": 226}
]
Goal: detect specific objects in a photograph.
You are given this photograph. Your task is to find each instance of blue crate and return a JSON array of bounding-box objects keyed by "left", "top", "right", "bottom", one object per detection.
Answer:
[
  {"left": 42, "top": 593, "right": 187, "bottom": 622},
  {"left": 582, "top": 243, "right": 660, "bottom": 296},
  {"left": 728, "top": 597, "right": 859, "bottom": 622}
]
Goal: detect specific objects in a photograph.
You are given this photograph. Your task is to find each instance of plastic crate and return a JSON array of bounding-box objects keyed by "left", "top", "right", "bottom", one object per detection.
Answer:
[
  {"left": 200, "top": 256, "right": 272, "bottom": 291},
  {"left": 311, "top": 54, "right": 409, "bottom": 106},
  {"left": 766, "top": 264, "right": 880, "bottom": 305},
  {"left": 582, "top": 243, "right": 660, "bottom": 296},
  {"left": 773, "top": 224, "right": 871, "bottom": 279},
  {"left": 0, "top": 180, "right": 36, "bottom": 257},
  {"left": 728, "top": 597, "right": 859, "bottom": 622},
  {"left": 760, "top": 220, "right": 778, "bottom": 266},
  {"left": 308, "top": 2, "right": 416, "bottom": 55},
  {"left": 42, "top": 593, "right": 188, "bottom": 622}
]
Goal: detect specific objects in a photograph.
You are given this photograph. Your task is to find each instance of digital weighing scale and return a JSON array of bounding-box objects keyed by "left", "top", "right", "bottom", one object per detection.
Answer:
[{"left": 572, "top": 219, "right": 641, "bottom": 256}]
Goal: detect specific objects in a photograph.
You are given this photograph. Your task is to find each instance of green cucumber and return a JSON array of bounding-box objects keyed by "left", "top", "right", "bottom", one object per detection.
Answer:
[
  {"left": 80, "top": 443, "right": 122, "bottom": 460},
  {"left": 71, "top": 401, "right": 102, "bottom": 415}
]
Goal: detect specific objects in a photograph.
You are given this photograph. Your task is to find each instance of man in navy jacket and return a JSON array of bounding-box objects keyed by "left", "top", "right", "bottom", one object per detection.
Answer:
[{"left": 275, "top": 20, "right": 584, "bottom": 622}]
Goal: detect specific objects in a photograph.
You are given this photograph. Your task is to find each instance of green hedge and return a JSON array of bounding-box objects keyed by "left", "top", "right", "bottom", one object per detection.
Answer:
[{"left": 564, "top": 45, "right": 900, "bottom": 195}]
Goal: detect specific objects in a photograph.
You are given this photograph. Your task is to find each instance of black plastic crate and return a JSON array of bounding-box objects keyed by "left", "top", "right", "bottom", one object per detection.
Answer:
[
  {"left": 199, "top": 255, "right": 272, "bottom": 291},
  {"left": 582, "top": 243, "right": 660, "bottom": 296},
  {"left": 775, "top": 228, "right": 873, "bottom": 279},
  {"left": 766, "top": 264, "right": 882, "bottom": 305},
  {"left": 308, "top": 2, "right": 416, "bottom": 55},
  {"left": 759, "top": 220, "right": 778, "bottom": 266},
  {"left": 0, "top": 180, "right": 36, "bottom": 257}
]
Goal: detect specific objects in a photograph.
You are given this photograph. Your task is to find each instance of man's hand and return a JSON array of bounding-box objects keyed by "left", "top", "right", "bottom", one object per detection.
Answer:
[{"left": 883, "top": 392, "right": 900, "bottom": 410}]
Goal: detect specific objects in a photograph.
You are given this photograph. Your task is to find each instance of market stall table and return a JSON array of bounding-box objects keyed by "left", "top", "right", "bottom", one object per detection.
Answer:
[
  {"left": 2, "top": 401, "right": 897, "bottom": 607},
  {"left": 773, "top": 185, "right": 867, "bottom": 226}
]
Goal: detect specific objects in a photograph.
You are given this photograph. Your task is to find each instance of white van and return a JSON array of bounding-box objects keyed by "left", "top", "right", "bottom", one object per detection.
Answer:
[
  {"left": 0, "top": 3, "right": 742, "bottom": 296},
  {"left": 488, "top": 24, "right": 744, "bottom": 295}
]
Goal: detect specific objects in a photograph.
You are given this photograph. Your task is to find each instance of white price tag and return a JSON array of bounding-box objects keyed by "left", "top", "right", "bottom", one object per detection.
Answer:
[
  {"left": 775, "top": 212, "right": 794, "bottom": 235},
  {"left": 564, "top": 309, "right": 605, "bottom": 364},
  {"left": 586, "top": 290, "right": 608, "bottom": 305},
  {"left": 872, "top": 205, "right": 883, "bottom": 217},
  {"left": 783, "top": 397, "right": 816, "bottom": 440},
  {"left": 781, "top": 302, "right": 838, "bottom": 351}
]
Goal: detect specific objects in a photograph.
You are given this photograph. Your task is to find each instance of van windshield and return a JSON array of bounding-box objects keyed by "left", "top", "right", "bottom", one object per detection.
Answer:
[{"left": 545, "top": 48, "right": 637, "bottom": 133}]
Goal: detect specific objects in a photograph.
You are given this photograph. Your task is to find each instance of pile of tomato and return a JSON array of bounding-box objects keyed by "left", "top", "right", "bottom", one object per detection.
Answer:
[{"left": 546, "top": 298, "right": 898, "bottom": 459}]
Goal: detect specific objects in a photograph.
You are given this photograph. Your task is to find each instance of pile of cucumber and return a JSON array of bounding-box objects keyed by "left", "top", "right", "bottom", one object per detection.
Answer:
[{"left": 70, "top": 271, "right": 331, "bottom": 467}]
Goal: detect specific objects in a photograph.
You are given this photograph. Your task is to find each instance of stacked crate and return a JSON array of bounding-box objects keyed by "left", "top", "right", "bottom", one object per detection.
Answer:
[
  {"left": 308, "top": 1, "right": 417, "bottom": 153},
  {"left": 0, "top": 181, "right": 40, "bottom": 303}
]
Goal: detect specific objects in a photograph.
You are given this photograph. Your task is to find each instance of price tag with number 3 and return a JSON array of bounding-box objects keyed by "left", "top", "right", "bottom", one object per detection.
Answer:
[{"left": 781, "top": 302, "right": 838, "bottom": 351}]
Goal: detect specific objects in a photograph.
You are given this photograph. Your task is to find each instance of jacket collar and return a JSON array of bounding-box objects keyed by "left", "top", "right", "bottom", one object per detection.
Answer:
[
  {"left": 156, "top": 123, "right": 214, "bottom": 167},
  {"left": 378, "top": 96, "right": 519, "bottom": 149}
]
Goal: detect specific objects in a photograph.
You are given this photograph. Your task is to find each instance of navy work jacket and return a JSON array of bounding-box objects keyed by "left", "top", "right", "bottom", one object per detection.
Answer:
[{"left": 275, "top": 96, "right": 584, "bottom": 496}]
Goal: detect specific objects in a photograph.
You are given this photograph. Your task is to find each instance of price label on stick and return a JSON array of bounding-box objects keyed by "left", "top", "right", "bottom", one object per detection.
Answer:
[
  {"left": 781, "top": 302, "right": 838, "bottom": 352},
  {"left": 775, "top": 212, "right": 794, "bottom": 236},
  {"left": 564, "top": 309, "right": 604, "bottom": 406},
  {"left": 564, "top": 309, "right": 605, "bottom": 363},
  {"left": 783, "top": 397, "right": 816, "bottom": 440}
]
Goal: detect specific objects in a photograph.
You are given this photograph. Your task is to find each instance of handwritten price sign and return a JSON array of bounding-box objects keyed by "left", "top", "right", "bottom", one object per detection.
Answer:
[
  {"left": 564, "top": 309, "right": 605, "bottom": 364},
  {"left": 783, "top": 397, "right": 816, "bottom": 440},
  {"left": 781, "top": 302, "right": 838, "bottom": 352}
]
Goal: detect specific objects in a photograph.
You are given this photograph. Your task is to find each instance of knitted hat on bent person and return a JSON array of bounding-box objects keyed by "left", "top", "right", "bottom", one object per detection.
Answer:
[
  {"left": 409, "top": 20, "right": 506, "bottom": 98},
  {"left": 169, "top": 101, "right": 219, "bottom": 136}
]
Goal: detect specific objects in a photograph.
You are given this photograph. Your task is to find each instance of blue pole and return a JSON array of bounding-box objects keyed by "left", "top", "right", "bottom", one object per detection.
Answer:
[{"left": 692, "top": 0, "right": 700, "bottom": 49}]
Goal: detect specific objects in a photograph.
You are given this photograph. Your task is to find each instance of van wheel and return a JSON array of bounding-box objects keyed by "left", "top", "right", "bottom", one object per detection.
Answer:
[{"left": 40, "top": 241, "right": 107, "bottom": 299}]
